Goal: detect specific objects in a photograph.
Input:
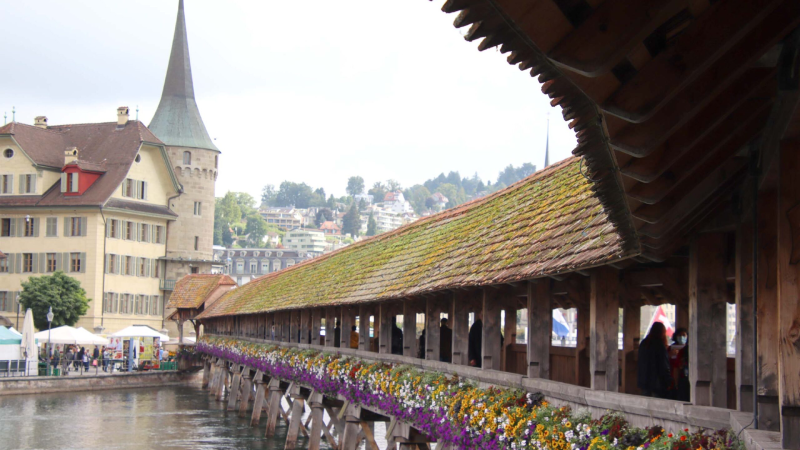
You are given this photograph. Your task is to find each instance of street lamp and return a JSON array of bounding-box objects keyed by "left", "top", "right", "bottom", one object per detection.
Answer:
[
  {"left": 46, "top": 306, "right": 54, "bottom": 375},
  {"left": 15, "top": 293, "right": 20, "bottom": 329}
]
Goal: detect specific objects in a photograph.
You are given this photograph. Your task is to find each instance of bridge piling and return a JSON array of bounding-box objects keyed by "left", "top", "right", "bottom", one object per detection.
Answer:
[
  {"left": 265, "top": 378, "right": 283, "bottom": 437},
  {"left": 339, "top": 403, "right": 362, "bottom": 450},
  {"left": 201, "top": 358, "right": 211, "bottom": 388},
  {"left": 227, "top": 365, "right": 243, "bottom": 410},
  {"left": 250, "top": 376, "right": 267, "bottom": 426},
  {"left": 238, "top": 367, "right": 253, "bottom": 417},
  {"left": 284, "top": 384, "right": 305, "bottom": 449},
  {"left": 307, "top": 390, "right": 324, "bottom": 450}
]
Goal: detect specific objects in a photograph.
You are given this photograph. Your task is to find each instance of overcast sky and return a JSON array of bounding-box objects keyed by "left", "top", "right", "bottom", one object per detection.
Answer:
[{"left": 2, "top": 0, "right": 577, "bottom": 200}]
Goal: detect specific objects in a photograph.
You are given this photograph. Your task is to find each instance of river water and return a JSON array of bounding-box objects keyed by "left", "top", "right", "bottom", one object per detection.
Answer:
[{"left": 0, "top": 383, "right": 341, "bottom": 450}]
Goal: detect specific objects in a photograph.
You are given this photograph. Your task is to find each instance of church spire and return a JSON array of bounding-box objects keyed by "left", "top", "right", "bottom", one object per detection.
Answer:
[
  {"left": 149, "top": 0, "right": 218, "bottom": 151},
  {"left": 544, "top": 113, "right": 550, "bottom": 168}
]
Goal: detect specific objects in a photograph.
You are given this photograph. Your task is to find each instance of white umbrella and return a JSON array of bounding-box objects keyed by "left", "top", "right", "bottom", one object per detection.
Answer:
[
  {"left": 20, "top": 309, "right": 38, "bottom": 375},
  {"left": 35, "top": 325, "right": 106, "bottom": 345},
  {"left": 110, "top": 325, "right": 169, "bottom": 341}
]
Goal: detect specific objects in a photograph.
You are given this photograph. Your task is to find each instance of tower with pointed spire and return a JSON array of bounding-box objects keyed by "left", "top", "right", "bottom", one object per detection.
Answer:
[
  {"left": 150, "top": 0, "right": 219, "bottom": 288},
  {"left": 544, "top": 113, "right": 550, "bottom": 168}
]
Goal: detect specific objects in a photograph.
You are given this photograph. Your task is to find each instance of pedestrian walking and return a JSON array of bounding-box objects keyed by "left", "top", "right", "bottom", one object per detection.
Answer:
[{"left": 637, "top": 322, "right": 673, "bottom": 398}]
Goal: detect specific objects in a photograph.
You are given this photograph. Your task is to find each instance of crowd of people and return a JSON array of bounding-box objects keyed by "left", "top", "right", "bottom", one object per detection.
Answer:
[{"left": 43, "top": 343, "right": 172, "bottom": 375}]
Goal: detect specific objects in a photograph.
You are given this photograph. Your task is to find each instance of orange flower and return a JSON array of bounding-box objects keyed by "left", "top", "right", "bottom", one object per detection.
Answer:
[{"left": 680, "top": 436, "right": 686, "bottom": 442}]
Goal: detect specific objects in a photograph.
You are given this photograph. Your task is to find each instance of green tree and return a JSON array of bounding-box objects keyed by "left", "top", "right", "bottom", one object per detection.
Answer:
[
  {"left": 366, "top": 211, "right": 378, "bottom": 236},
  {"left": 217, "top": 192, "right": 241, "bottom": 224},
  {"left": 387, "top": 179, "right": 402, "bottom": 191},
  {"left": 261, "top": 184, "right": 277, "bottom": 206},
  {"left": 315, "top": 208, "right": 334, "bottom": 227},
  {"left": 404, "top": 185, "right": 431, "bottom": 214},
  {"left": 221, "top": 225, "right": 234, "bottom": 247},
  {"left": 435, "top": 183, "right": 458, "bottom": 208},
  {"left": 245, "top": 214, "right": 269, "bottom": 247},
  {"left": 346, "top": 176, "right": 365, "bottom": 197},
  {"left": 368, "top": 181, "right": 387, "bottom": 204},
  {"left": 342, "top": 203, "right": 361, "bottom": 237},
  {"left": 275, "top": 181, "right": 315, "bottom": 208},
  {"left": 19, "top": 271, "right": 90, "bottom": 330}
]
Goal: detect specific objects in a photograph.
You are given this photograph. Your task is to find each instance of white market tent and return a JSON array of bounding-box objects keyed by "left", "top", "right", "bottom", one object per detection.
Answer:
[
  {"left": 0, "top": 326, "right": 22, "bottom": 361},
  {"left": 34, "top": 325, "right": 108, "bottom": 345},
  {"left": 110, "top": 325, "right": 169, "bottom": 341}
]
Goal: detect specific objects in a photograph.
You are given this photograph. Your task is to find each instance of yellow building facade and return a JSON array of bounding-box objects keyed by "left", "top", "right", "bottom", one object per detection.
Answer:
[{"left": 0, "top": 111, "right": 181, "bottom": 333}]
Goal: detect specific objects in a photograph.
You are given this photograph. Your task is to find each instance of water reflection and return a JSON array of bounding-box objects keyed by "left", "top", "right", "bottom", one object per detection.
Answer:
[{"left": 0, "top": 383, "right": 332, "bottom": 450}]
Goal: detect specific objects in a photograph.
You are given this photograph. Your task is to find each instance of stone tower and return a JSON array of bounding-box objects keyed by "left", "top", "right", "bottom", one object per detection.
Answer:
[{"left": 149, "top": 0, "right": 218, "bottom": 293}]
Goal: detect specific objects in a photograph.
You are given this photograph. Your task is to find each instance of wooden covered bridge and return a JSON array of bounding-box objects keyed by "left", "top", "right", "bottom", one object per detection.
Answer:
[{"left": 185, "top": 1, "right": 800, "bottom": 449}]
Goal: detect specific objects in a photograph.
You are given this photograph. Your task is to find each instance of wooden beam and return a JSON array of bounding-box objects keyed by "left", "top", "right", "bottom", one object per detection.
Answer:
[
  {"left": 735, "top": 218, "right": 755, "bottom": 413},
  {"left": 547, "top": 0, "right": 686, "bottom": 76},
  {"left": 601, "top": 0, "right": 783, "bottom": 122},
  {"left": 482, "top": 288, "right": 502, "bottom": 371},
  {"left": 527, "top": 279, "right": 552, "bottom": 379},
  {"left": 622, "top": 304, "right": 641, "bottom": 395},
  {"left": 628, "top": 104, "right": 770, "bottom": 206},
  {"left": 590, "top": 267, "right": 620, "bottom": 392},
  {"left": 776, "top": 140, "right": 800, "bottom": 447},
  {"left": 689, "top": 234, "right": 728, "bottom": 408},
  {"left": 403, "top": 300, "right": 418, "bottom": 358}
]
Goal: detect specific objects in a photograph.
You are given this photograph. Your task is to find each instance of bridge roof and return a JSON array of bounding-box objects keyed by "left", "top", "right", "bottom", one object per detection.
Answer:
[
  {"left": 167, "top": 274, "right": 236, "bottom": 310},
  {"left": 198, "top": 157, "right": 635, "bottom": 318}
]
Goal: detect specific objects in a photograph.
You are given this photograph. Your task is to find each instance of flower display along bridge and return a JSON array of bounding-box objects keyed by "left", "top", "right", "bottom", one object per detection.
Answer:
[{"left": 169, "top": 0, "right": 800, "bottom": 449}]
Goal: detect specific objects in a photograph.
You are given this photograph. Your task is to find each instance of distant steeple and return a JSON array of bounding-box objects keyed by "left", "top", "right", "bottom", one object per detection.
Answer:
[
  {"left": 149, "top": 0, "right": 218, "bottom": 151},
  {"left": 544, "top": 113, "right": 550, "bottom": 168}
]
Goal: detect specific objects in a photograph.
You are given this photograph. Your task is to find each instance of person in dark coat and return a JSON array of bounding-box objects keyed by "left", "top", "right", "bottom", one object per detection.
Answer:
[
  {"left": 417, "top": 329, "right": 426, "bottom": 359},
  {"left": 391, "top": 321, "right": 403, "bottom": 355},
  {"left": 333, "top": 319, "right": 341, "bottom": 348},
  {"left": 468, "top": 312, "right": 483, "bottom": 368},
  {"left": 440, "top": 318, "right": 452, "bottom": 363},
  {"left": 637, "top": 322, "right": 673, "bottom": 398}
]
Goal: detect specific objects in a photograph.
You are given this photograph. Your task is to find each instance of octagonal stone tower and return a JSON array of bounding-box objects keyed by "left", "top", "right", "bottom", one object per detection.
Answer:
[{"left": 149, "top": 0, "right": 219, "bottom": 295}]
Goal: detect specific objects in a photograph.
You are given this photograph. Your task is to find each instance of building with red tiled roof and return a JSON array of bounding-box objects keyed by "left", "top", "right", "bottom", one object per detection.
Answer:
[{"left": 319, "top": 221, "right": 342, "bottom": 236}]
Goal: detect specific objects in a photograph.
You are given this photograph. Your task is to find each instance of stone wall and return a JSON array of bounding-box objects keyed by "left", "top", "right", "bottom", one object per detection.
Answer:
[{"left": 0, "top": 371, "right": 194, "bottom": 396}]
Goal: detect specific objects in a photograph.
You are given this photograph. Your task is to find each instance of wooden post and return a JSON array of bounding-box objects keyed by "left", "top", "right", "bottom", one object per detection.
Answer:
[
  {"left": 250, "top": 377, "right": 267, "bottom": 426},
  {"left": 358, "top": 304, "right": 370, "bottom": 351},
  {"left": 227, "top": 366, "right": 242, "bottom": 410},
  {"left": 735, "top": 219, "right": 755, "bottom": 412},
  {"left": 208, "top": 360, "right": 220, "bottom": 396},
  {"left": 622, "top": 304, "right": 641, "bottom": 395},
  {"left": 576, "top": 301, "right": 591, "bottom": 387},
  {"left": 452, "top": 291, "right": 470, "bottom": 365},
  {"left": 403, "top": 300, "right": 417, "bottom": 358},
  {"left": 300, "top": 309, "right": 310, "bottom": 344},
  {"left": 325, "top": 307, "right": 337, "bottom": 347},
  {"left": 482, "top": 288, "right": 502, "bottom": 371},
  {"left": 265, "top": 378, "right": 283, "bottom": 437},
  {"left": 311, "top": 308, "right": 322, "bottom": 345},
  {"left": 308, "top": 390, "right": 324, "bottom": 450},
  {"left": 590, "top": 267, "right": 620, "bottom": 392},
  {"left": 238, "top": 368, "right": 253, "bottom": 417},
  {"left": 426, "top": 297, "right": 441, "bottom": 362},
  {"left": 340, "top": 403, "right": 362, "bottom": 450},
  {"left": 284, "top": 384, "right": 305, "bottom": 449},
  {"left": 527, "top": 280, "right": 551, "bottom": 379},
  {"left": 675, "top": 303, "right": 689, "bottom": 331},
  {"left": 216, "top": 363, "right": 228, "bottom": 401},
  {"left": 202, "top": 359, "right": 211, "bottom": 388},
  {"left": 379, "top": 302, "right": 392, "bottom": 354},
  {"left": 341, "top": 307, "right": 353, "bottom": 350},
  {"left": 689, "top": 233, "right": 728, "bottom": 407},
  {"left": 777, "top": 141, "right": 800, "bottom": 448},
  {"left": 503, "top": 305, "right": 517, "bottom": 371}
]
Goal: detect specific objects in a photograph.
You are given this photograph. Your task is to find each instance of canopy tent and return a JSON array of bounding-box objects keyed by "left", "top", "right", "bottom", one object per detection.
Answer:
[
  {"left": 7, "top": 327, "right": 21, "bottom": 337},
  {"left": 0, "top": 326, "right": 22, "bottom": 345},
  {"left": 110, "top": 325, "right": 169, "bottom": 341},
  {"left": 34, "top": 325, "right": 108, "bottom": 345}
]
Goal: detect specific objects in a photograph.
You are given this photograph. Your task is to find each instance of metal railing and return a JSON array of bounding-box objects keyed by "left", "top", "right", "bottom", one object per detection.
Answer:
[
  {"left": 160, "top": 279, "right": 176, "bottom": 290},
  {"left": 0, "top": 360, "right": 32, "bottom": 377}
]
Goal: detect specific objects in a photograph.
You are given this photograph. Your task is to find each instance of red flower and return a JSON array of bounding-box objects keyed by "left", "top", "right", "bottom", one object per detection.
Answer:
[{"left": 668, "top": 433, "right": 673, "bottom": 438}]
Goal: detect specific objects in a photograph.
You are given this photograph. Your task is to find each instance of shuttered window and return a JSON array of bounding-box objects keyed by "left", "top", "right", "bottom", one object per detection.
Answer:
[
  {"left": 0, "top": 174, "right": 12, "bottom": 194},
  {"left": 22, "top": 253, "right": 33, "bottom": 273},
  {"left": 46, "top": 217, "right": 57, "bottom": 237},
  {"left": 46, "top": 253, "right": 56, "bottom": 272}
]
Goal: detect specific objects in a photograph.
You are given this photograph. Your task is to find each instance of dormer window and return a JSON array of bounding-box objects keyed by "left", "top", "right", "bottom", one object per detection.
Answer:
[
  {"left": 183, "top": 151, "right": 191, "bottom": 165},
  {"left": 60, "top": 172, "right": 77, "bottom": 194}
]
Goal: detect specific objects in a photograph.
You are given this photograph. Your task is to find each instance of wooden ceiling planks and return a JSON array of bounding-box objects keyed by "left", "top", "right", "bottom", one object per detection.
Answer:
[{"left": 440, "top": 0, "right": 800, "bottom": 263}]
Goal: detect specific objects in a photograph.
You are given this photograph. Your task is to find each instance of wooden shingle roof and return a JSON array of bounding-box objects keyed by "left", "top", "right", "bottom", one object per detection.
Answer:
[
  {"left": 167, "top": 274, "right": 237, "bottom": 310},
  {"left": 199, "top": 157, "right": 634, "bottom": 319}
]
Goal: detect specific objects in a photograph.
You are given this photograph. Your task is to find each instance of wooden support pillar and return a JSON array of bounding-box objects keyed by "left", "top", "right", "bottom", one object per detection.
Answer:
[
  {"left": 689, "top": 233, "right": 728, "bottom": 407},
  {"left": 425, "top": 297, "right": 442, "bottom": 362},
  {"left": 379, "top": 302, "right": 392, "bottom": 354},
  {"left": 227, "top": 366, "right": 242, "bottom": 410},
  {"left": 482, "top": 288, "right": 502, "bottom": 371},
  {"left": 622, "top": 304, "right": 641, "bottom": 395},
  {"left": 527, "top": 280, "right": 551, "bottom": 379},
  {"left": 325, "top": 307, "right": 337, "bottom": 347},
  {"left": 311, "top": 308, "right": 322, "bottom": 345},
  {"left": 340, "top": 403, "right": 362, "bottom": 450},
  {"left": 238, "top": 368, "right": 253, "bottom": 417},
  {"left": 590, "top": 267, "right": 620, "bottom": 392},
  {"left": 341, "top": 307, "right": 354, "bottom": 350},
  {"left": 307, "top": 390, "right": 324, "bottom": 450},
  {"left": 301, "top": 309, "right": 311, "bottom": 345},
  {"left": 735, "top": 219, "right": 755, "bottom": 412},
  {"left": 576, "top": 301, "right": 590, "bottom": 387},
  {"left": 452, "top": 291, "right": 470, "bottom": 365},
  {"left": 675, "top": 303, "right": 689, "bottom": 331},
  {"left": 202, "top": 359, "right": 211, "bottom": 388},
  {"left": 265, "top": 378, "right": 283, "bottom": 437},
  {"left": 503, "top": 305, "right": 517, "bottom": 371},
  {"left": 215, "top": 363, "right": 228, "bottom": 401},
  {"left": 358, "top": 304, "right": 372, "bottom": 351},
  {"left": 777, "top": 141, "right": 800, "bottom": 448},
  {"left": 208, "top": 360, "right": 219, "bottom": 396},
  {"left": 284, "top": 384, "right": 305, "bottom": 449},
  {"left": 403, "top": 300, "right": 417, "bottom": 358},
  {"left": 250, "top": 377, "right": 267, "bottom": 427}
]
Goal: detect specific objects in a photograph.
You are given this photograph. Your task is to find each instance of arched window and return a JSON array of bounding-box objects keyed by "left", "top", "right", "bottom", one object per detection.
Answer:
[{"left": 182, "top": 151, "right": 191, "bottom": 165}]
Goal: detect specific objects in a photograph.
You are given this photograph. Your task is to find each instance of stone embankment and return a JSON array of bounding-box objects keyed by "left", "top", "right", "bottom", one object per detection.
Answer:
[{"left": 0, "top": 371, "right": 196, "bottom": 396}]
